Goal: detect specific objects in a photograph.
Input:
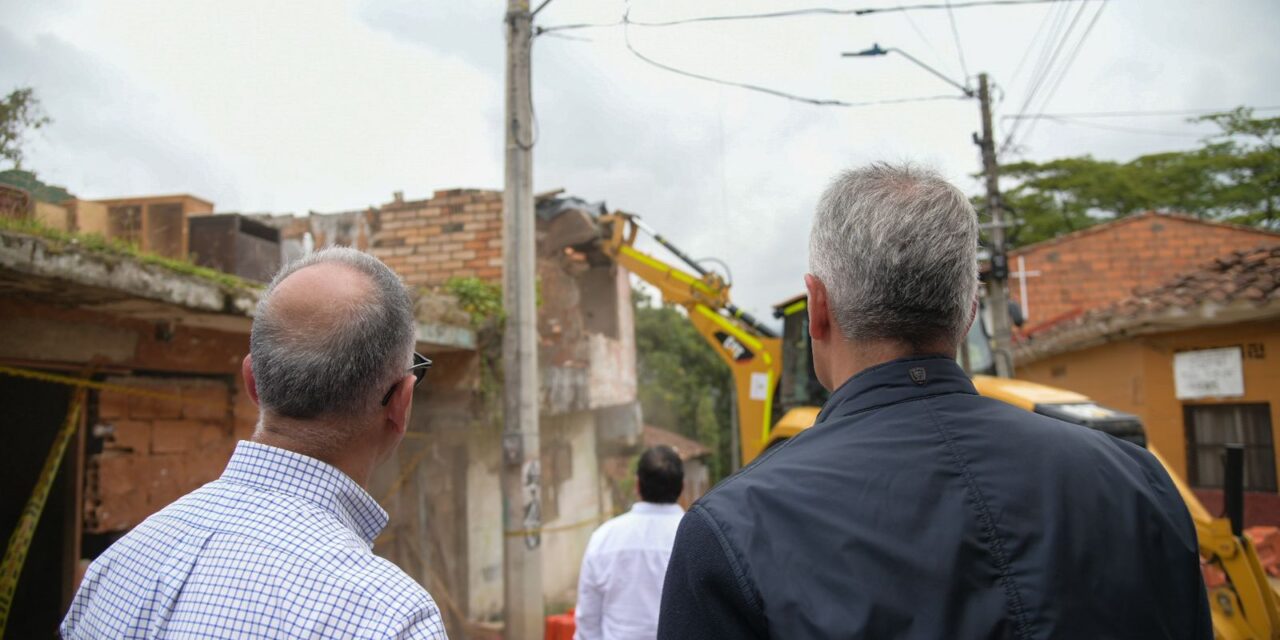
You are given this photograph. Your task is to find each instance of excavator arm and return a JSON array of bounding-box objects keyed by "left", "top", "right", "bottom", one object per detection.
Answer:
[{"left": 597, "top": 212, "right": 783, "bottom": 465}]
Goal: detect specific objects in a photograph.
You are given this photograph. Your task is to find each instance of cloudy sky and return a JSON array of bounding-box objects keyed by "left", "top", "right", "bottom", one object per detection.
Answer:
[{"left": 3, "top": 0, "right": 1278, "bottom": 319}]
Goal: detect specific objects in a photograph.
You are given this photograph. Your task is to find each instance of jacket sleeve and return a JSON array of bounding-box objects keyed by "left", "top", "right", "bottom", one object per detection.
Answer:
[{"left": 657, "top": 506, "right": 767, "bottom": 640}]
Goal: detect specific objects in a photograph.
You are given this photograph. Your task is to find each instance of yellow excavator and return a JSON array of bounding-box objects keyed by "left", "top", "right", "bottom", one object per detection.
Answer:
[{"left": 596, "top": 210, "right": 1280, "bottom": 639}]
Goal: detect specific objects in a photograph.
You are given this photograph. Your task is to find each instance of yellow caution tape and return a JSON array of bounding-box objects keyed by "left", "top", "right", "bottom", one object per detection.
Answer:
[
  {"left": 0, "top": 364, "right": 227, "bottom": 408},
  {"left": 0, "top": 388, "right": 86, "bottom": 637},
  {"left": 503, "top": 514, "right": 606, "bottom": 538}
]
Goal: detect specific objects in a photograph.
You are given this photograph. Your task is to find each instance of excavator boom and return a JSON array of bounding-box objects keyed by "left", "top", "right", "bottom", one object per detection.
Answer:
[{"left": 597, "top": 212, "right": 783, "bottom": 465}]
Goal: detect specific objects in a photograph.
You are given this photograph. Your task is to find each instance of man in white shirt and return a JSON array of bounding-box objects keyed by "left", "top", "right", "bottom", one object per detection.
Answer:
[{"left": 575, "top": 446, "right": 685, "bottom": 640}]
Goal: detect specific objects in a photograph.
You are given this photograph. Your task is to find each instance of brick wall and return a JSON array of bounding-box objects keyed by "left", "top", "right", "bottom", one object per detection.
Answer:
[
  {"left": 1012, "top": 212, "right": 1279, "bottom": 333},
  {"left": 88, "top": 376, "right": 255, "bottom": 533},
  {"left": 372, "top": 189, "right": 504, "bottom": 288}
]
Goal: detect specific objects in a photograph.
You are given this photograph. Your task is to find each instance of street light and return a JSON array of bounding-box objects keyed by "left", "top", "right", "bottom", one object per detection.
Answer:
[{"left": 843, "top": 43, "right": 974, "bottom": 97}]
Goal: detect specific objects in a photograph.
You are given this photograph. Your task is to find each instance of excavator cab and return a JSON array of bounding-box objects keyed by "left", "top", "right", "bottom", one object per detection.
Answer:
[{"left": 773, "top": 295, "right": 1147, "bottom": 447}]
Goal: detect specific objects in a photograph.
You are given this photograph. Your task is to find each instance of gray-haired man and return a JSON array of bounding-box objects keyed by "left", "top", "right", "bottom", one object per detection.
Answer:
[
  {"left": 658, "top": 164, "right": 1209, "bottom": 639},
  {"left": 63, "top": 247, "right": 447, "bottom": 639}
]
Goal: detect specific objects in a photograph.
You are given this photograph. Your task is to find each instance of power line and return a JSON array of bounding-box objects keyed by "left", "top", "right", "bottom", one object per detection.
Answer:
[
  {"left": 943, "top": 1, "right": 972, "bottom": 85},
  {"left": 896, "top": 2, "right": 954, "bottom": 79},
  {"left": 1000, "top": 0, "right": 1089, "bottom": 154},
  {"left": 620, "top": 12, "right": 969, "bottom": 108},
  {"left": 1001, "top": 1, "right": 1080, "bottom": 151},
  {"left": 1015, "top": 0, "right": 1108, "bottom": 146},
  {"left": 1005, "top": 0, "right": 1058, "bottom": 91},
  {"left": 536, "top": 0, "right": 1096, "bottom": 35},
  {"left": 1003, "top": 106, "right": 1280, "bottom": 119}
]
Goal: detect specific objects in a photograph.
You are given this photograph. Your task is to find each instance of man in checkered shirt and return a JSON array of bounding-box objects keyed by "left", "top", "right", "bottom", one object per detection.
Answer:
[{"left": 63, "top": 247, "right": 448, "bottom": 639}]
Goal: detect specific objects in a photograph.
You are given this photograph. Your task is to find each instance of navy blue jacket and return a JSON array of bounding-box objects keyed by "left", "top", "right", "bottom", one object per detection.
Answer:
[{"left": 658, "top": 356, "right": 1210, "bottom": 639}]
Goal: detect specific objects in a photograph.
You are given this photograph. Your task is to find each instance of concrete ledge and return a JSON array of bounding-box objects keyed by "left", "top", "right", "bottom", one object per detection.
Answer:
[
  {"left": 0, "top": 230, "right": 260, "bottom": 316},
  {"left": 416, "top": 321, "right": 476, "bottom": 352}
]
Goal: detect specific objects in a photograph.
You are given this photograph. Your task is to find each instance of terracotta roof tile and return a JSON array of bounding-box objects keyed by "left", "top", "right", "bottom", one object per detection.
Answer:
[
  {"left": 643, "top": 425, "right": 711, "bottom": 461},
  {"left": 1016, "top": 244, "right": 1280, "bottom": 362}
]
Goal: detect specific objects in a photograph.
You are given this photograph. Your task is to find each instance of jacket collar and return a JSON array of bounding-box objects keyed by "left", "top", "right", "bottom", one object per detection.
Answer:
[
  {"left": 816, "top": 355, "right": 977, "bottom": 424},
  {"left": 220, "top": 441, "right": 389, "bottom": 546}
]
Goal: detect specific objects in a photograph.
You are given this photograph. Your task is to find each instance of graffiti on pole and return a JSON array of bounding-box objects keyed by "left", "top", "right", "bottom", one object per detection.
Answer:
[{"left": 522, "top": 458, "right": 542, "bottom": 550}]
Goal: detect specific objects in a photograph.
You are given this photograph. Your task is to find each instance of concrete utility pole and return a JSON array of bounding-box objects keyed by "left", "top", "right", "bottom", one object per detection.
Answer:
[
  {"left": 501, "top": 1, "right": 543, "bottom": 638},
  {"left": 976, "top": 72, "right": 1015, "bottom": 378}
]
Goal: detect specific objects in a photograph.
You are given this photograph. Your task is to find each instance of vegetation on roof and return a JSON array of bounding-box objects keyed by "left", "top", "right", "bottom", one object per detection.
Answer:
[
  {"left": 0, "top": 169, "right": 73, "bottom": 203},
  {"left": 0, "top": 216, "right": 260, "bottom": 291}
]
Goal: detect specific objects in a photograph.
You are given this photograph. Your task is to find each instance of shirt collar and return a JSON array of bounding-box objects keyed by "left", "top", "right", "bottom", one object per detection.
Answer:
[
  {"left": 220, "top": 441, "right": 389, "bottom": 546},
  {"left": 816, "top": 355, "right": 977, "bottom": 424},
  {"left": 630, "top": 501, "right": 684, "bottom": 515}
]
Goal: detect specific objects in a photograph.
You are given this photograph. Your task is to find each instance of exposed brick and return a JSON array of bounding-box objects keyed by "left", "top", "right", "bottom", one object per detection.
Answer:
[
  {"left": 128, "top": 384, "right": 184, "bottom": 419},
  {"left": 87, "top": 489, "right": 146, "bottom": 533},
  {"left": 152, "top": 419, "right": 206, "bottom": 453},
  {"left": 92, "top": 452, "right": 140, "bottom": 497},
  {"left": 97, "top": 389, "right": 129, "bottom": 419},
  {"left": 182, "top": 383, "right": 229, "bottom": 420},
  {"left": 106, "top": 420, "right": 151, "bottom": 453}
]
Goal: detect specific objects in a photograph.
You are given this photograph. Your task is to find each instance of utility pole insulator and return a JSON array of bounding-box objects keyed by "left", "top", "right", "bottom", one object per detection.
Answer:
[{"left": 977, "top": 72, "right": 1016, "bottom": 378}]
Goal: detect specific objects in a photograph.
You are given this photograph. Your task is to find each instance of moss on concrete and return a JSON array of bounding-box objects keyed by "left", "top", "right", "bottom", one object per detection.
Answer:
[{"left": 0, "top": 216, "right": 260, "bottom": 292}]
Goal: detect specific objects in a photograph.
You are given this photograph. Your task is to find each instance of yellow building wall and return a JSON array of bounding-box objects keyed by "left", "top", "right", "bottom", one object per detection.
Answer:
[
  {"left": 1019, "top": 319, "right": 1280, "bottom": 485},
  {"left": 69, "top": 200, "right": 110, "bottom": 236},
  {"left": 34, "top": 201, "right": 70, "bottom": 231}
]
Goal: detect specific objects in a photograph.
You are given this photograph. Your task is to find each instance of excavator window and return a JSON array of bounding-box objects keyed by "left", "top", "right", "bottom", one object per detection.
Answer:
[
  {"left": 960, "top": 306, "right": 997, "bottom": 376},
  {"left": 778, "top": 307, "right": 829, "bottom": 415}
]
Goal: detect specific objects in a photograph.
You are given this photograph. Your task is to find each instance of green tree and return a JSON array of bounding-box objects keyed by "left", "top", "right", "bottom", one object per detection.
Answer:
[
  {"left": 633, "top": 292, "right": 733, "bottom": 482},
  {"left": 986, "top": 107, "right": 1280, "bottom": 248},
  {"left": 0, "top": 87, "right": 51, "bottom": 170}
]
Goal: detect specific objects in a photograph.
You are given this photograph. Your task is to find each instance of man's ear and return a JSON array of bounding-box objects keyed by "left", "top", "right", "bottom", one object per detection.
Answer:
[
  {"left": 805, "top": 274, "right": 832, "bottom": 343},
  {"left": 241, "top": 355, "right": 260, "bottom": 406},
  {"left": 384, "top": 375, "right": 415, "bottom": 435}
]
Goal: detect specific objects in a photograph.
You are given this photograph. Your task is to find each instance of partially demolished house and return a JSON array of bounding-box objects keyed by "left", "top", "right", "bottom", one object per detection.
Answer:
[{"left": 1, "top": 186, "right": 641, "bottom": 639}]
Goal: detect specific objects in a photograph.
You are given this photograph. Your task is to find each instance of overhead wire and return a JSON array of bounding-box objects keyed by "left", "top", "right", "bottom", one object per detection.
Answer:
[
  {"left": 999, "top": 0, "right": 1090, "bottom": 155},
  {"left": 1000, "top": 0, "right": 1076, "bottom": 151},
  {"left": 619, "top": 8, "right": 970, "bottom": 108},
  {"left": 943, "top": 1, "right": 972, "bottom": 85},
  {"left": 897, "top": 2, "right": 955, "bottom": 79},
  {"left": 536, "top": 0, "right": 1097, "bottom": 35},
  {"left": 1015, "top": 0, "right": 1108, "bottom": 146},
  {"left": 1005, "top": 0, "right": 1058, "bottom": 91}
]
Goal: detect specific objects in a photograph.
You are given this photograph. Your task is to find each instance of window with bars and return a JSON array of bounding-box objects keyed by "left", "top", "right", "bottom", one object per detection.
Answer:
[{"left": 1185, "top": 403, "right": 1276, "bottom": 492}]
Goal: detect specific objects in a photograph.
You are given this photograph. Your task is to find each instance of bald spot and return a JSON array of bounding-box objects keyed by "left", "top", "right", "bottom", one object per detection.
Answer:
[{"left": 269, "top": 262, "right": 375, "bottom": 337}]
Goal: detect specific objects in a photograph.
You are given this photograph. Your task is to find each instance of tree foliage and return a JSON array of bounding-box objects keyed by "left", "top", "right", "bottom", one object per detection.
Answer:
[
  {"left": 633, "top": 293, "right": 733, "bottom": 482},
  {"left": 987, "top": 108, "right": 1280, "bottom": 248},
  {"left": 0, "top": 87, "right": 51, "bottom": 170}
]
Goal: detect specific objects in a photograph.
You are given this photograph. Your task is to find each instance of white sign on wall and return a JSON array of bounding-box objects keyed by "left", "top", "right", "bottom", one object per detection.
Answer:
[{"left": 1173, "top": 347, "right": 1245, "bottom": 400}]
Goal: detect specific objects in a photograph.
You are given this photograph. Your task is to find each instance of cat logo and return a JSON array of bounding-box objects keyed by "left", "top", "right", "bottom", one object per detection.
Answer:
[{"left": 715, "top": 331, "right": 754, "bottom": 362}]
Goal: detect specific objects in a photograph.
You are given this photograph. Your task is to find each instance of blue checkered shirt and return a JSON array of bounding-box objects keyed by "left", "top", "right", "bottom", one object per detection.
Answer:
[{"left": 62, "top": 441, "right": 447, "bottom": 639}]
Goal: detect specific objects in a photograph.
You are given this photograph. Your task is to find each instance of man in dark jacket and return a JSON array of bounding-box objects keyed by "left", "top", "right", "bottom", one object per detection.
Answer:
[{"left": 657, "top": 163, "right": 1210, "bottom": 639}]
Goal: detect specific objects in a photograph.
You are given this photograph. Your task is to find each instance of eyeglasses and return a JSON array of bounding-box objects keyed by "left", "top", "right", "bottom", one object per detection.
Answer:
[{"left": 381, "top": 351, "right": 433, "bottom": 406}]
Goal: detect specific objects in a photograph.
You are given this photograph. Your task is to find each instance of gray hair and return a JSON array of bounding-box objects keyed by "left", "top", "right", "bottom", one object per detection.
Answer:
[
  {"left": 809, "top": 163, "right": 978, "bottom": 348},
  {"left": 250, "top": 247, "right": 416, "bottom": 424}
]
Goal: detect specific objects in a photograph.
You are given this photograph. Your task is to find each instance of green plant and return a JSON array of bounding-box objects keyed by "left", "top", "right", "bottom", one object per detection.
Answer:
[
  {"left": 0, "top": 216, "right": 259, "bottom": 291},
  {"left": 445, "top": 276, "right": 505, "bottom": 326}
]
